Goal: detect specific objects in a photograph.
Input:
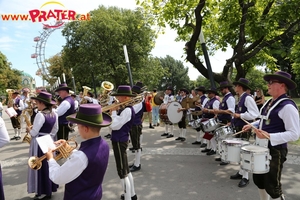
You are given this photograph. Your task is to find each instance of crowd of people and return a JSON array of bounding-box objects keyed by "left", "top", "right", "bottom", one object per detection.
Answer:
[{"left": 0, "top": 70, "right": 299, "bottom": 200}]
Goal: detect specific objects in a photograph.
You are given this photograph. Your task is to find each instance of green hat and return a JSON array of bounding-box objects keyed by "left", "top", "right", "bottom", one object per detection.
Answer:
[
  {"left": 264, "top": 71, "right": 296, "bottom": 90},
  {"left": 110, "top": 85, "right": 137, "bottom": 97},
  {"left": 31, "top": 91, "right": 56, "bottom": 105},
  {"left": 66, "top": 104, "right": 112, "bottom": 127},
  {"left": 233, "top": 78, "right": 251, "bottom": 90}
]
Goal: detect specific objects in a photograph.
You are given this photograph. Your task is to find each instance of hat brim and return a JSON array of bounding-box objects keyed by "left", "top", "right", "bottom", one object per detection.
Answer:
[
  {"left": 66, "top": 112, "right": 112, "bottom": 127},
  {"left": 218, "top": 84, "right": 233, "bottom": 89},
  {"left": 233, "top": 81, "right": 251, "bottom": 90},
  {"left": 263, "top": 74, "right": 297, "bottom": 90},
  {"left": 195, "top": 88, "right": 206, "bottom": 93},
  {"left": 110, "top": 93, "right": 137, "bottom": 97},
  {"left": 31, "top": 97, "right": 56, "bottom": 105},
  {"left": 55, "top": 87, "right": 72, "bottom": 92}
]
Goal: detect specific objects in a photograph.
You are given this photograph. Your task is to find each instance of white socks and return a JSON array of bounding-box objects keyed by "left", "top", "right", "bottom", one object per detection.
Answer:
[
  {"left": 134, "top": 149, "right": 141, "bottom": 167},
  {"left": 14, "top": 128, "right": 17, "bottom": 137},
  {"left": 170, "top": 125, "right": 174, "bottom": 135},
  {"left": 124, "top": 177, "right": 131, "bottom": 200},
  {"left": 196, "top": 131, "right": 201, "bottom": 142},
  {"left": 258, "top": 189, "right": 270, "bottom": 200},
  {"left": 182, "top": 129, "right": 186, "bottom": 138},
  {"left": 178, "top": 128, "right": 182, "bottom": 137},
  {"left": 128, "top": 173, "right": 136, "bottom": 197},
  {"left": 165, "top": 124, "right": 169, "bottom": 133},
  {"left": 139, "top": 134, "right": 143, "bottom": 144},
  {"left": 17, "top": 129, "right": 21, "bottom": 137},
  {"left": 210, "top": 137, "right": 217, "bottom": 151}
]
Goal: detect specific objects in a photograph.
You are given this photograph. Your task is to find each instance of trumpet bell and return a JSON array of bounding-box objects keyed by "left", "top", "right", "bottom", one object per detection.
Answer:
[
  {"left": 154, "top": 91, "right": 164, "bottom": 105},
  {"left": 28, "top": 156, "right": 42, "bottom": 170},
  {"left": 101, "top": 81, "right": 114, "bottom": 91}
]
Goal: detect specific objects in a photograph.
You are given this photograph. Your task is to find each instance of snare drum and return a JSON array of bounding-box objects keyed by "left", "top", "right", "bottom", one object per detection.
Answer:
[
  {"left": 214, "top": 125, "right": 234, "bottom": 140},
  {"left": 221, "top": 139, "right": 250, "bottom": 164},
  {"left": 202, "top": 118, "right": 220, "bottom": 132},
  {"left": 159, "top": 102, "right": 183, "bottom": 124},
  {"left": 191, "top": 118, "right": 202, "bottom": 129},
  {"left": 240, "top": 145, "right": 271, "bottom": 174},
  {"left": 255, "top": 137, "right": 269, "bottom": 148}
]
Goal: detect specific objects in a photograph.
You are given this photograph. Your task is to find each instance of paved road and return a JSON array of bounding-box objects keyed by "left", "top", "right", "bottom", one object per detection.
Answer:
[{"left": 1, "top": 109, "right": 300, "bottom": 200}]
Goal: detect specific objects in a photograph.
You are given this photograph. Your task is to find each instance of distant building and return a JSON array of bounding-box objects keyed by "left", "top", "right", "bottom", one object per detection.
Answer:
[{"left": 21, "top": 71, "right": 36, "bottom": 91}]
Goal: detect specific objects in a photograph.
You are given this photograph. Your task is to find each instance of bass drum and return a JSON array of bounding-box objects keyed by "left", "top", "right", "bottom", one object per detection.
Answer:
[{"left": 159, "top": 102, "right": 183, "bottom": 124}]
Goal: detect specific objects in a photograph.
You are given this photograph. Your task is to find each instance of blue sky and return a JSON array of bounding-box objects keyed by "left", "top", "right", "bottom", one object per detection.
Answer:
[{"left": 0, "top": 0, "right": 229, "bottom": 87}]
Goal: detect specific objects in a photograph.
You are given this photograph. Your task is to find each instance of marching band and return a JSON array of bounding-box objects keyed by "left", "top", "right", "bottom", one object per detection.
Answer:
[{"left": 1, "top": 70, "right": 300, "bottom": 200}]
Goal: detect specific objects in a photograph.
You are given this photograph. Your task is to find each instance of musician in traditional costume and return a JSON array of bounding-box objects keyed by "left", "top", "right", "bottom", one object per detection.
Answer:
[
  {"left": 129, "top": 84, "right": 145, "bottom": 172},
  {"left": 212, "top": 81, "right": 235, "bottom": 165},
  {"left": 201, "top": 88, "right": 220, "bottom": 155},
  {"left": 109, "top": 86, "right": 137, "bottom": 200},
  {"left": 243, "top": 71, "right": 300, "bottom": 200},
  {"left": 27, "top": 92, "right": 58, "bottom": 199},
  {"left": 46, "top": 104, "right": 111, "bottom": 200},
  {"left": 83, "top": 91, "right": 99, "bottom": 104},
  {"left": 175, "top": 88, "right": 190, "bottom": 142},
  {"left": 160, "top": 86, "right": 175, "bottom": 138},
  {"left": 9, "top": 91, "right": 24, "bottom": 140},
  {"left": 0, "top": 116, "right": 10, "bottom": 199},
  {"left": 192, "top": 86, "right": 208, "bottom": 145},
  {"left": 230, "top": 78, "right": 259, "bottom": 188},
  {"left": 55, "top": 83, "right": 75, "bottom": 140}
]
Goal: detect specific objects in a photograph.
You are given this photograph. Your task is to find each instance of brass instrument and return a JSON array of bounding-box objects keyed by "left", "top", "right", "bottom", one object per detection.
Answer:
[
  {"left": 99, "top": 81, "right": 114, "bottom": 106},
  {"left": 80, "top": 86, "right": 91, "bottom": 104},
  {"left": 22, "top": 113, "right": 32, "bottom": 144},
  {"left": 28, "top": 139, "right": 78, "bottom": 170},
  {"left": 154, "top": 91, "right": 164, "bottom": 105},
  {"left": 102, "top": 94, "right": 144, "bottom": 112},
  {"left": 6, "top": 89, "right": 14, "bottom": 107}
]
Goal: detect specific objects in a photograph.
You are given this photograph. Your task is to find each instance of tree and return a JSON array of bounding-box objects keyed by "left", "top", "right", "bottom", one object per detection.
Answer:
[
  {"left": 0, "top": 51, "right": 22, "bottom": 95},
  {"left": 157, "top": 55, "right": 190, "bottom": 93},
  {"left": 60, "top": 6, "right": 162, "bottom": 90},
  {"left": 137, "top": 0, "right": 300, "bottom": 83}
]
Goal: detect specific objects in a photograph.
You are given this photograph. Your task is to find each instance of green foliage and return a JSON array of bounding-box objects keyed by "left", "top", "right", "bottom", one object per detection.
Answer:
[
  {"left": 0, "top": 51, "right": 22, "bottom": 95},
  {"left": 58, "top": 5, "right": 161, "bottom": 92},
  {"left": 157, "top": 55, "right": 190, "bottom": 92}
]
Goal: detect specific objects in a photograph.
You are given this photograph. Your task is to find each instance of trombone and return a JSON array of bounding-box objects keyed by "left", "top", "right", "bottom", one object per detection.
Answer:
[{"left": 102, "top": 94, "right": 144, "bottom": 112}]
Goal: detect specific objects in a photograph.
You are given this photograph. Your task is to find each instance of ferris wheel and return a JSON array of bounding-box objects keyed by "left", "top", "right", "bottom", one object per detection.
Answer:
[{"left": 31, "top": 21, "right": 64, "bottom": 83}]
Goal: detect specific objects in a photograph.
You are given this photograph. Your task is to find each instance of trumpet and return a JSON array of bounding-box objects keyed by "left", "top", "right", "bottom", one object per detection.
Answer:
[
  {"left": 28, "top": 139, "right": 78, "bottom": 170},
  {"left": 102, "top": 94, "right": 144, "bottom": 112},
  {"left": 80, "top": 86, "right": 91, "bottom": 104}
]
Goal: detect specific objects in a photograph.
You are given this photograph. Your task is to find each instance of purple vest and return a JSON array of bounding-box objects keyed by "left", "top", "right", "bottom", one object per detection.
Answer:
[
  {"left": 133, "top": 102, "right": 144, "bottom": 125},
  {"left": 261, "top": 94, "right": 297, "bottom": 148},
  {"left": 58, "top": 96, "right": 75, "bottom": 125},
  {"left": 218, "top": 93, "right": 233, "bottom": 122},
  {"left": 111, "top": 106, "right": 135, "bottom": 142},
  {"left": 64, "top": 137, "right": 109, "bottom": 200},
  {"left": 14, "top": 98, "right": 22, "bottom": 116},
  {"left": 232, "top": 93, "right": 249, "bottom": 127},
  {"left": 202, "top": 97, "right": 218, "bottom": 119},
  {"left": 39, "top": 112, "right": 56, "bottom": 133}
]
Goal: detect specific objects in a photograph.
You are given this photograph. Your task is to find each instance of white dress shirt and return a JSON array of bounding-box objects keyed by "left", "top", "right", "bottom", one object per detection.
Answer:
[
  {"left": 0, "top": 118, "right": 9, "bottom": 148},
  {"left": 56, "top": 100, "right": 71, "bottom": 117},
  {"left": 224, "top": 92, "right": 236, "bottom": 113},
  {"left": 110, "top": 107, "right": 132, "bottom": 131},
  {"left": 239, "top": 92, "right": 259, "bottom": 120}
]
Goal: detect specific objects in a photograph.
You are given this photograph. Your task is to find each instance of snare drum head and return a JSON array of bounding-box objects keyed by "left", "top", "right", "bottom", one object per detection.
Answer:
[
  {"left": 241, "top": 145, "right": 268, "bottom": 152},
  {"left": 167, "top": 101, "right": 183, "bottom": 123}
]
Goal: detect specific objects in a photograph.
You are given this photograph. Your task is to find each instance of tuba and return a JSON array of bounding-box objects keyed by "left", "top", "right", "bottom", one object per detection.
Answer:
[
  {"left": 99, "top": 81, "right": 114, "bottom": 106},
  {"left": 28, "top": 139, "right": 78, "bottom": 170},
  {"left": 80, "top": 86, "right": 91, "bottom": 104}
]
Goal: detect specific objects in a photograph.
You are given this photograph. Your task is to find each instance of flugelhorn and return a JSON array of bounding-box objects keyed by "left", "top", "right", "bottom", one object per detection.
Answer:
[
  {"left": 99, "top": 81, "right": 114, "bottom": 106},
  {"left": 22, "top": 113, "right": 32, "bottom": 144},
  {"left": 80, "top": 86, "right": 91, "bottom": 104},
  {"left": 28, "top": 139, "right": 78, "bottom": 170}
]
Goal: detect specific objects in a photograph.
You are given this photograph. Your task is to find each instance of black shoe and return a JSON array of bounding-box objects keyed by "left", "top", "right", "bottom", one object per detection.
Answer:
[
  {"left": 166, "top": 134, "right": 174, "bottom": 138},
  {"left": 230, "top": 172, "right": 243, "bottom": 180},
  {"left": 130, "top": 164, "right": 141, "bottom": 172},
  {"left": 129, "top": 163, "right": 134, "bottom": 168},
  {"left": 238, "top": 178, "right": 249, "bottom": 188},
  {"left": 206, "top": 150, "right": 216, "bottom": 155},
  {"left": 121, "top": 194, "right": 137, "bottom": 200},
  {"left": 181, "top": 138, "right": 186, "bottom": 142},
  {"left": 104, "top": 134, "right": 111, "bottom": 138},
  {"left": 200, "top": 143, "right": 207, "bottom": 148},
  {"left": 157, "top": 123, "right": 160, "bottom": 126},
  {"left": 175, "top": 137, "right": 182, "bottom": 140},
  {"left": 215, "top": 158, "right": 221, "bottom": 161},
  {"left": 149, "top": 125, "right": 155, "bottom": 129},
  {"left": 161, "top": 133, "right": 169, "bottom": 136},
  {"left": 10, "top": 136, "right": 17, "bottom": 140},
  {"left": 33, "top": 194, "right": 51, "bottom": 200},
  {"left": 129, "top": 147, "right": 134, "bottom": 151},
  {"left": 201, "top": 148, "right": 211, "bottom": 153},
  {"left": 220, "top": 161, "right": 229, "bottom": 166},
  {"left": 192, "top": 141, "right": 201, "bottom": 145},
  {"left": 16, "top": 136, "right": 21, "bottom": 140}
]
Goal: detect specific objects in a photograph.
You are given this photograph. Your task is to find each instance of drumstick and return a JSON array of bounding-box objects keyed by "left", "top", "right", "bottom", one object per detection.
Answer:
[
  {"left": 240, "top": 118, "right": 270, "bottom": 139},
  {"left": 231, "top": 130, "right": 245, "bottom": 137}
]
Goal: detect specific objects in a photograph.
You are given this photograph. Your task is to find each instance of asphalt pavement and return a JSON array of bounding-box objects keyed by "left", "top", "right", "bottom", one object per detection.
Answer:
[{"left": 1, "top": 108, "right": 300, "bottom": 200}]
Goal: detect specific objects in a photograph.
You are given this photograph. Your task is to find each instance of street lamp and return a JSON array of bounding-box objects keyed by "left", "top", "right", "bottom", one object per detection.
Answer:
[
  {"left": 123, "top": 45, "right": 133, "bottom": 87},
  {"left": 199, "top": 30, "right": 216, "bottom": 88},
  {"left": 71, "top": 68, "right": 76, "bottom": 94}
]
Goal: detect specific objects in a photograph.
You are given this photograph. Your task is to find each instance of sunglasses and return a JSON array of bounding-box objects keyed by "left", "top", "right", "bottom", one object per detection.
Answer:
[{"left": 267, "top": 80, "right": 282, "bottom": 85}]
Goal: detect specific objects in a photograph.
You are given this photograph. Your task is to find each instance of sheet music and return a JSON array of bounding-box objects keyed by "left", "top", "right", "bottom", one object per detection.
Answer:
[
  {"left": 36, "top": 135, "right": 56, "bottom": 154},
  {"left": 5, "top": 107, "right": 17, "bottom": 117}
]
